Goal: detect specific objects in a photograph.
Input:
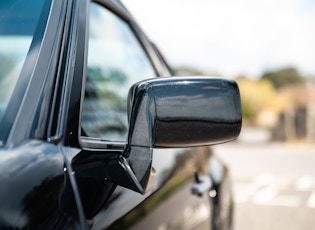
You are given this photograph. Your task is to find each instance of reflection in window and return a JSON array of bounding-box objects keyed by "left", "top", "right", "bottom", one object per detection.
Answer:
[
  {"left": 81, "top": 2, "right": 156, "bottom": 141},
  {"left": 0, "top": 0, "right": 45, "bottom": 123},
  {"left": 0, "top": 38, "right": 31, "bottom": 121}
]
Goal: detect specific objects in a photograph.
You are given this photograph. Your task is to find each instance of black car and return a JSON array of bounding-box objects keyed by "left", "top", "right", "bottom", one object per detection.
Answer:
[{"left": 0, "top": 0, "right": 242, "bottom": 229}]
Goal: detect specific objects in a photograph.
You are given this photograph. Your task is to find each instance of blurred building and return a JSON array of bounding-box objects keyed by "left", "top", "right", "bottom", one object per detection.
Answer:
[{"left": 271, "top": 82, "right": 315, "bottom": 142}]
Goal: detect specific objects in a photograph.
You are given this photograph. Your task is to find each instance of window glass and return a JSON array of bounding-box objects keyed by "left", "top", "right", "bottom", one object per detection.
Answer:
[
  {"left": 0, "top": 0, "right": 45, "bottom": 123},
  {"left": 81, "top": 2, "right": 156, "bottom": 141}
]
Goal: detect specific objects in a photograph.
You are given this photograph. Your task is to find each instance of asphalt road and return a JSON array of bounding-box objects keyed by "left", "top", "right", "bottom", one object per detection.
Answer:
[{"left": 213, "top": 127, "right": 315, "bottom": 230}]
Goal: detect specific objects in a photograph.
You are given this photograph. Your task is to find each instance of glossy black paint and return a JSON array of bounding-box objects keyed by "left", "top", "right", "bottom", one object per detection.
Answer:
[
  {"left": 0, "top": 0, "right": 240, "bottom": 229},
  {"left": 0, "top": 141, "right": 80, "bottom": 229},
  {"left": 108, "top": 147, "right": 215, "bottom": 230},
  {"left": 128, "top": 77, "right": 242, "bottom": 148}
]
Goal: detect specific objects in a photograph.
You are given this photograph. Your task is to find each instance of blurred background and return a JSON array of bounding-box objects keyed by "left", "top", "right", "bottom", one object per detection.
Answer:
[{"left": 123, "top": 0, "right": 315, "bottom": 229}]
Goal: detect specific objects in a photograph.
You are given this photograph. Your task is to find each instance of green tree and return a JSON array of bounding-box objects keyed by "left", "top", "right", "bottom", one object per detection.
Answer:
[{"left": 260, "top": 67, "right": 305, "bottom": 89}]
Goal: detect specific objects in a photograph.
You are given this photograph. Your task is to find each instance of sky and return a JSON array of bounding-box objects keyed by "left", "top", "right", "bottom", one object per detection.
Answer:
[{"left": 122, "top": 0, "right": 315, "bottom": 79}]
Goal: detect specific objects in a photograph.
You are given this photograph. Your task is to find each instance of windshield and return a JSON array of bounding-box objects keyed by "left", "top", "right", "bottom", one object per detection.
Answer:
[{"left": 0, "top": 0, "right": 45, "bottom": 123}]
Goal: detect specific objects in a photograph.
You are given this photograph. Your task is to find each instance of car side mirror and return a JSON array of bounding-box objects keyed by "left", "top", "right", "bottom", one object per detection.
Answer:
[
  {"left": 66, "top": 76, "right": 241, "bottom": 217},
  {"left": 127, "top": 76, "right": 242, "bottom": 148},
  {"left": 114, "top": 76, "right": 242, "bottom": 194}
]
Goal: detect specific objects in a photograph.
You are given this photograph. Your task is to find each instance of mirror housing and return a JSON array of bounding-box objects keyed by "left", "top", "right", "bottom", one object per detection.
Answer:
[
  {"left": 127, "top": 76, "right": 242, "bottom": 148},
  {"left": 119, "top": 76, "right": 242, "bottom": 194}
]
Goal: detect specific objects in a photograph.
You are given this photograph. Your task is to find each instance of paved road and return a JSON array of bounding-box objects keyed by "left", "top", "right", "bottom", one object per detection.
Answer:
[{"left": 213, "top": 128, "right": 315, "bottom": 230}]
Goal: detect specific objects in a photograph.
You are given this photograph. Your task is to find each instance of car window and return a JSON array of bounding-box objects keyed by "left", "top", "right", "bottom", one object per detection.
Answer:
[
  {"left": 81, "top": 2, "right": 156, "bottom": 142},
  {"left": 0, "top": 0, "right": 45, "bottom": 124}
]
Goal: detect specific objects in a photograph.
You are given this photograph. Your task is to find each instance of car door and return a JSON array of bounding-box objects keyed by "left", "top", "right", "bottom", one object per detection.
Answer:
[{"left": 62, "top": 1, "right": 215, "bottom": 229}]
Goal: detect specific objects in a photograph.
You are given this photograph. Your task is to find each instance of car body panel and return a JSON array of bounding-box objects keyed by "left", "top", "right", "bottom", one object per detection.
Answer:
[{"left": 0, "top": 141, "right": 80, "bottom": 229}]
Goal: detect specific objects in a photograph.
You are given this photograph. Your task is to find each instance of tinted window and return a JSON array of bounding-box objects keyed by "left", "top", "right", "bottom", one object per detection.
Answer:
[
  {"left": 0, "top": 0, "right": 45, "bottom": 123},
  {"left": 81, "top": 2, "right": 156, "bottom": 142}
]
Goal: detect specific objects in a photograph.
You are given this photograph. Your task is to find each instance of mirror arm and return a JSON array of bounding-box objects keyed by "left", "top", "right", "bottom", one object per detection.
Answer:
[{"left": 106, "top": 155, "right": 145, "bottom": 194}]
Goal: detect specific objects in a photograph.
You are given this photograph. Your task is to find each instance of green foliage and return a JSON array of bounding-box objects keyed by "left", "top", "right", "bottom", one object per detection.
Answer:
[
  {"left": 261, "top": 67, "right": 305, "bottom": 89},
  {"left": 236, "top": 76, "right": 276, "bottom": 123}
]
